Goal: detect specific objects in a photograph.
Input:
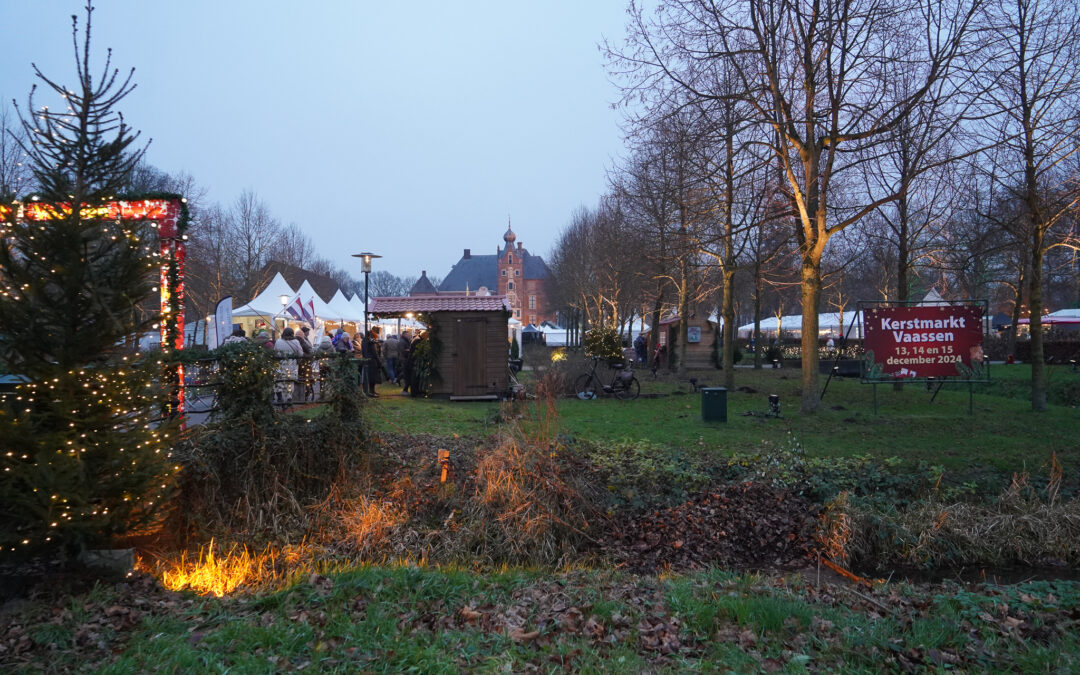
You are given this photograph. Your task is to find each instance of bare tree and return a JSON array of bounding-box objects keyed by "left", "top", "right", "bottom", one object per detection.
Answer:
[
  {"left": 614, "top": 0, "right": 981, "bottom": 411},
  {"left": 977, "top": 0, "right": 1080, "bottom": 410},
  {"left": 0, "top": 107, "right": 30, "bottom": 200},
  {"left": 227, "top": 190, "right": 281, "bottom": 296}
]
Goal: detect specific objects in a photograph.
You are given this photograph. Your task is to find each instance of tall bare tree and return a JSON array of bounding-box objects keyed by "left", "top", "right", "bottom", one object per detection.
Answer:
[
  {"left": 978, "top": 0, "right": 1080, "bottom": 410},
  {"left": 0, "top": 107, "right": 30, "bottom": 200},
  {"left": 614, "top": 0, "right": 981, "bottom": 411}
]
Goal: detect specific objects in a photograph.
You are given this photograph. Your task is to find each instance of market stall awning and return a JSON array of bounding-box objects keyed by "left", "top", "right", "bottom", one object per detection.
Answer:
[{"left": 370, "top": 295, "right": 512, "bottom": 315}]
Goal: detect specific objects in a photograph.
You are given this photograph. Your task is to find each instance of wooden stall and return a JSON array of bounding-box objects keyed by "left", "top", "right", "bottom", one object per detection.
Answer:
[
  {"left": 369, "top": 295, "right": 512, "bottom": 400},
  {"left": 649, "top": 314, "right": 720, "bottom": 370}
]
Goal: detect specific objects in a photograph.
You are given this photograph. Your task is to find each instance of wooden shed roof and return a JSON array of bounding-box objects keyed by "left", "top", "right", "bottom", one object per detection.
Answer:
[{"left": 369, "top": 295, "right": 511, "bottom": 315}]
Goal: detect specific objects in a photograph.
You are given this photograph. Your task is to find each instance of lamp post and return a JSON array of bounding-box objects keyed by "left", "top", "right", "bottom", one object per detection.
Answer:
[
  {"left": 279, "top": 294, "right": 289, "bottom": 338},
  {"left": 351, "top": 252, "right": 381, "bottom": 333},
  {"left": 352, "top": 252, "right": 381, "bottom": 396}
]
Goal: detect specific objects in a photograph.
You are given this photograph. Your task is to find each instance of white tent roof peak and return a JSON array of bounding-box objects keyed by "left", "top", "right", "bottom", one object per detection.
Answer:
[{"left": 920, "top": 289, "right": 949, "bottom": 306}]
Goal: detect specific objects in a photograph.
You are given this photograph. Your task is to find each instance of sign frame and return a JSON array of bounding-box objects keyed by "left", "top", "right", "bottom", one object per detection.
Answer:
[{"left": 859, "top": 299, "right": 990, "bottom": 385}]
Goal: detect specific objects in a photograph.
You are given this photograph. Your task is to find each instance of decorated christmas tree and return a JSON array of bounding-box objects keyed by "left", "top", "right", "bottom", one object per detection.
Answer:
[{"left": 0, "top": 3, "right": 178, "bottom": 559}]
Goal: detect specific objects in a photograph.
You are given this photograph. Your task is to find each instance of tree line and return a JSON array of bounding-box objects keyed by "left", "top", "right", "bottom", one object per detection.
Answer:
[
  {"left": 1, "top": 113, "right": 425, "bottom": 326},
  {"left": 548, "top": 0, "right": 1080, "bottom": 412}
]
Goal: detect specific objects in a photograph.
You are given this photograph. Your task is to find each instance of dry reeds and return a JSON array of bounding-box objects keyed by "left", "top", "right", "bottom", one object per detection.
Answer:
[
  {"left": 426, "top": 430, "right": 603, "bottom": 567},
  {"left": 152, "top": 539, "right": 276, "bottom": 597},
  {"left": 827, "top": 457, "right": 1080, "bottom": 568}
]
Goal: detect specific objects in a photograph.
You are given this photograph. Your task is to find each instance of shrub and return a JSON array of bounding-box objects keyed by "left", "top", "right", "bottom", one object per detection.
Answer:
[
  {"left": 173, "top": 348, "right": 369, "bottom": 538},
  {"left": 585, "top": 438, "right": 709, "bottom": 510},
  {"left": 583, "top": 326, "right": 623, "bottom": 361}
]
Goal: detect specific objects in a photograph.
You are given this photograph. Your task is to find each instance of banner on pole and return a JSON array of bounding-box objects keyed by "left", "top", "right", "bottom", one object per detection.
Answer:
[{"left": 213, "top": 296, "right": 232, "bottom": 349}]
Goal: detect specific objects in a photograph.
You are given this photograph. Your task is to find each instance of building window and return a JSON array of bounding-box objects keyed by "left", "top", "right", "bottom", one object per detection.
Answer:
[
  {"left": 529, "top": 315, "right": 536, "bottom": 325},
  {"left": 515, "top": 309, "right": 521, "bottom": 318},
  {"left": 501, "top": 269, "right": 506, "bottom": 276},
  {"left": 508, "top": 281, "right": 514, "bottom": 290},
  {"left": 514, "top": 269, "right": 520, "bottom": 276},
  {"left": 528, "top": 295, "right": 536, "bottom": 309},
  {"left": 508, "top": 254, "right": 513, "bottom": 264}
]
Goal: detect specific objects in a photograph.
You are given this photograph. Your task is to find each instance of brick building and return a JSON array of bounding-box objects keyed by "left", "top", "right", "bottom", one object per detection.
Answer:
[{"left": 437, "top": 226, "right": 554, "bottom": 325}]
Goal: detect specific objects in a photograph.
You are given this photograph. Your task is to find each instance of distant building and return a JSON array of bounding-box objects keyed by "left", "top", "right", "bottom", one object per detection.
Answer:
[{"left": 437, "top": 226, "right": 554, "bottom": 325}]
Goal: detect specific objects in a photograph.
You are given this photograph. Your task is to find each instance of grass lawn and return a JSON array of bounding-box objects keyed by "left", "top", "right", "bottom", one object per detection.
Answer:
[
  {"left": 12, "top": 565, "right": 1080, "bottom": 673},
  {"left": 5, "top": 363, "right": 1080, "bottom": 673},
  {"left": 366, "top": 363, "right": 1079, "bottom": 479}
]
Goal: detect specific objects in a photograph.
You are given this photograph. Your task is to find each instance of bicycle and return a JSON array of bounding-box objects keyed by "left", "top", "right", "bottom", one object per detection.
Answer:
[
  {"left": 573, "top": 356, "right": 640, "bottom": 401},
  {"left": 505, "top": 358, "right": 527, "bottom": 400}
]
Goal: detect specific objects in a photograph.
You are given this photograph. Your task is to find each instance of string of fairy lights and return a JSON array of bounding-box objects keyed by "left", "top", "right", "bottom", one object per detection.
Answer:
[{"left": 0, "top": 197, "right": 190, "bottom": 553}]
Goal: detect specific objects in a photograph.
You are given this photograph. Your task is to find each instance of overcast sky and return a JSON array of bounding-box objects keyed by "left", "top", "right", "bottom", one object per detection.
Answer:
[{"left": 0, "top": 1, "right": 631, "bottom": 279}]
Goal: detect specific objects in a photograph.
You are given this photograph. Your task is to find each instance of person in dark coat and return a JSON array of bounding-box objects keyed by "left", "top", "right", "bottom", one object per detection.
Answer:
[
  {"left": 296, "top": 326, "right": 314, "bottom": 401},
  {"left": 360, "top": 326, "right": 381, "bottom": 397},
  {"left": 633, "top": 334, "right": 647, "bottom": 365}
]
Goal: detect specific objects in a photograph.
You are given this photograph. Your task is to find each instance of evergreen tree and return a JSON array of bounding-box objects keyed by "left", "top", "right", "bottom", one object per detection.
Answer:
[{"left": 0, "top": 3, "right": 176, "bottom": 559}]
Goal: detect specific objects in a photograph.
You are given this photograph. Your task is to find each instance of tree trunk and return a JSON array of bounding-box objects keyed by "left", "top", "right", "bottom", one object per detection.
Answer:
[
  {"left": 648, "top": 286, "right": 664, "bottom": 364},
  {"left": 800, "top": 257, "right": 823, "bottom": 413},
  {"left": 1030, "top": 229, "right": 1047, "bottom": 411},
  {"left": 753, "top": 266, "right": 763, "bottom": 369},
  {"left": 1008, "top": 263, "right": 1025, "bottom": 358},
  {"left": 722, "top": 266, "right": 736, "bottom": 390}
]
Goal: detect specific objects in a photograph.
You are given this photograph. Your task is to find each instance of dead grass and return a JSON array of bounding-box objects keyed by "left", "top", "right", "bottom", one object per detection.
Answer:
[{"left": 832, "top": 456, "right": 1080, "bottom": 568}]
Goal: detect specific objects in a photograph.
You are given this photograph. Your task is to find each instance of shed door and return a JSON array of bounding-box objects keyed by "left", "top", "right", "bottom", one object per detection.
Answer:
[{"left": 454, "top": 317, "right": 488, "bottom": 396}]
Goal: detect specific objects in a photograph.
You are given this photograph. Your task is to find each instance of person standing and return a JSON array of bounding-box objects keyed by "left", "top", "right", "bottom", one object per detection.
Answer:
[
  {"left": 361, "top": 326, "right": 381, "bottom": 397},
  {"left": 633, "top": 333, "right": 647, "bottom": 365},
  {"left": 274, "top": 327, "right": 304, "bottom": 406},
  {"left": 296, "top": 326, "right": 315, "bottom": 402},
  {"left": 382, "top": 332, "right": 401, "bottom": 385}
]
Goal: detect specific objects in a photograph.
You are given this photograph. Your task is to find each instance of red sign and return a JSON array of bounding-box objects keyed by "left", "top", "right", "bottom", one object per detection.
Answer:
[{"left": 863, "top": 305, "right": 984, "bottom": 379}]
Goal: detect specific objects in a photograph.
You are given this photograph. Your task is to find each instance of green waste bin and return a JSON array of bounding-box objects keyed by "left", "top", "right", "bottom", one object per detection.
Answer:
[{"left": 701, "top": 387, "right": 727, "bottom": 423}]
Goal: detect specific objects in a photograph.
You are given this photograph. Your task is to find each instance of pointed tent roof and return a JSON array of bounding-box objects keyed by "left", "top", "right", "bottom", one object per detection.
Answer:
[
  {"left": 295, "top": 280, "right": 338, "bottom": 321},
  {"left": 324, "top": 289, "right": 359, "bottom": 322},
  {"left": 919, "top": 289, "right": 949, "bottom": 306},
  {"left": 234, "top": 271, "right": 296, "bottom": 317}
]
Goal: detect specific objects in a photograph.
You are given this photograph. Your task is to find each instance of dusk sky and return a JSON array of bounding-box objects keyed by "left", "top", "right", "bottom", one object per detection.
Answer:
[{"left": 0, "top": 1, "right": 631, "bottom": 280}]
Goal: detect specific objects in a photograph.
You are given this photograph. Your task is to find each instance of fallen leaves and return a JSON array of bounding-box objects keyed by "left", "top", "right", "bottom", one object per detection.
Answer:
[{"left": 607, "top": 481, "right": 821, "bottom": 573}]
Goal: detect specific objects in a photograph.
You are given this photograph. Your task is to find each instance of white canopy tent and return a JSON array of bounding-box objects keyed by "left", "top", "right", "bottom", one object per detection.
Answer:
[
  {"left": 737, "top": 311, "right": 865, "bottom": 339},
  {"left": 293, "top": 280, "right": 337, "bottom": 323},
  {"left": 323, "top": 289, "right": 361, "bottom": 323},
  {"left": 232, "top": 272, "right": 295, "bottom": 321}
]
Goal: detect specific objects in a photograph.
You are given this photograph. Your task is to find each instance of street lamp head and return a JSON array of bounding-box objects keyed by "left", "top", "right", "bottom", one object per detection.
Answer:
[
  {"left": 279, "top": 294, "right": 290, "bottom": 307},
  {"left": 352, "top": 252, "right": 381, "bottom": 274}
]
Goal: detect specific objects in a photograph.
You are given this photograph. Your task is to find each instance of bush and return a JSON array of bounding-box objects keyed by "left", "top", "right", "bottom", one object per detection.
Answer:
[
  {"left": 173, "top": 348, "right": 369, "bottom": 538},
  {"left": 583, "top": 326, "right": 623, "bottom": 361},
  {"left": 584, "top": 439, "right": 709, "bottom": 510}
]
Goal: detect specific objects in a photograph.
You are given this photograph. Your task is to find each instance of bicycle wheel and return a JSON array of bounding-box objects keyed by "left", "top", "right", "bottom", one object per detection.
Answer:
[
  {"left": 614, "top": 376, "right": 640, "bottom": 401},
  {"left": 573, "top": 374, "right": 599, "bottom": 400}
]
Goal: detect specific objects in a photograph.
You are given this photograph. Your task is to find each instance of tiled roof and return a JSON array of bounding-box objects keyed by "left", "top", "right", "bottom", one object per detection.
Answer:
[
  {"left": 410, "top": 270, "right": 438, "bottom": 295},
  {"left": 438, "top": 254, "right": 499, "bottom": 292},
  {"left": 523, "top": 253, "right": 552, "bottom": 279},
  {"left": 370, "top": 295, "right": 512, "bottom": 314}
]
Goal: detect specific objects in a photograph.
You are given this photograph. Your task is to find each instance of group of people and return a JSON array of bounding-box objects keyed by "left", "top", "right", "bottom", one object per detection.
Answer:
[
  {"left": 328, "top": 326, "right": 425, "bottom": 397},
  {"left": 219, "top": 323, "right": 427, "bottom": 405}
]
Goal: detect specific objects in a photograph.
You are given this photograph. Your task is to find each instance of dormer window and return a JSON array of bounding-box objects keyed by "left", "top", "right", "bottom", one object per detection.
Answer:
[
  {"left": 508, "top": 254, "right": 513, "bottom": 264},
  {"left": 501, "top": 269, "right": 506, "bottom": 276}
]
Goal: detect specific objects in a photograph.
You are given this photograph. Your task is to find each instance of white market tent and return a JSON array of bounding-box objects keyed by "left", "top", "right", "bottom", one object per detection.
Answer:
[
  {"left": 232, "top": 272, "right": 295, "bottom": 321},
  {"left": 737, "top": 311, "right": 865, "bottom": 339},
  {"left": 294, "top": 279, "right": 339, "bottom": 323},
  {"left": 323, "top": 290, "right": 361, "bottom": 323}
]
